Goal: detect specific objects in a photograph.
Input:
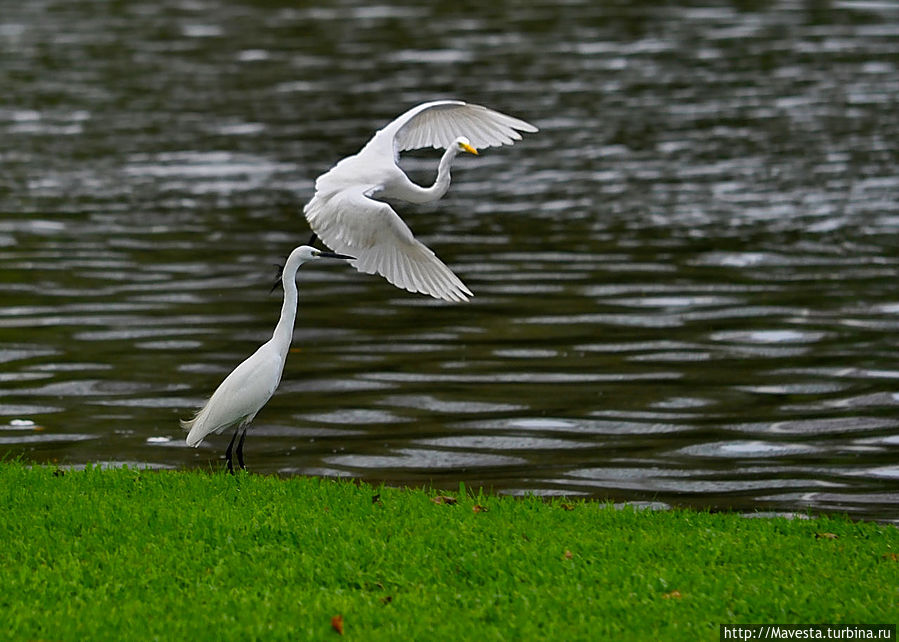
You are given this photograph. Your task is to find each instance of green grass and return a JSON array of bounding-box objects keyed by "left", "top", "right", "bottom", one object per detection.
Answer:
[{"left": 0, "top": 462, "right": 896, "bottom": 641}]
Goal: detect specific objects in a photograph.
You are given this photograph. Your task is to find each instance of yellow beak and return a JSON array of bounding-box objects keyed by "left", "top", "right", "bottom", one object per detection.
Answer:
[{"left": 461, "top": 142, "right": 479, "bottom": 155}]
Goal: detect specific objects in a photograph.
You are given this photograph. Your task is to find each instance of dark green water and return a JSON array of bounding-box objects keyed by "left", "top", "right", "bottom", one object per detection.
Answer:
[{"left": 2, "top": 0, "right": 899, "bottom": 521}]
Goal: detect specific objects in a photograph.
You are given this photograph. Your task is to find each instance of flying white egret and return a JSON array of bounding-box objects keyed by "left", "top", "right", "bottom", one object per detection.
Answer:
[
  {"left": 304, "top": 100, "right": 538, "bottom": 303},
  {"left": 182, "top": 245, "right": 354, "bottom": 473}
]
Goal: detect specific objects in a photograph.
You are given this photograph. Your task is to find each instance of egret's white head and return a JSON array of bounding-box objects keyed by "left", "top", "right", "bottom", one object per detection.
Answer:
[
  {"left": 454, "top": 136, "right": 478, "bottom": 156},
  {"left": 271, "top": 245, "right": 356, "bottom": 292},
  {"left": 290, "top": 245, "right": 356, "bottom": 264}
]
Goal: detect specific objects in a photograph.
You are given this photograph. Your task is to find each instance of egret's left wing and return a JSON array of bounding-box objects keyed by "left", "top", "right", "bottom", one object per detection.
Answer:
[{"left": 304, "top": 187, "right": 472, "bottom": 303}]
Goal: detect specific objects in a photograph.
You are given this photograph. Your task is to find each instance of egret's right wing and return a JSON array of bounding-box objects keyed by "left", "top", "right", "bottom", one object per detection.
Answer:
[
  {"left": 358, "top": 100, "right": 538, "bottom": 164},
  {"left": 387, "top": 100, "right": 538, "bottom": 153},
  {"left": 304, "top": 188, "right": 472, "bottom": 303}
]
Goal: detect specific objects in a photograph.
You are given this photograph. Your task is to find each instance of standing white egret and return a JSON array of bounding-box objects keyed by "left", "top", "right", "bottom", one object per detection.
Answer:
[
  {"left": 181, "top": 245, "right": 354, "bottom": 473},
  {"left": 304, "top": 100, "right": 538, "bottom": 303}
]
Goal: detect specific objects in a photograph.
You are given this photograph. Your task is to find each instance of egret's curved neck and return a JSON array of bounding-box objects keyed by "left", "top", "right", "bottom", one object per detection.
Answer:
[
  {"left": 398, "top": 145, "right": 460, "bottom": 204},
  {"left": 271, "top": 265, "right": 299, "bottom": 358}
]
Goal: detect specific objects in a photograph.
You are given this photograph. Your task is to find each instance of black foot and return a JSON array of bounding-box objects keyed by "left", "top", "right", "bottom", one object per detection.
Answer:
[{"left": 308, "top": 232, "right": 319, "bottom": 248}]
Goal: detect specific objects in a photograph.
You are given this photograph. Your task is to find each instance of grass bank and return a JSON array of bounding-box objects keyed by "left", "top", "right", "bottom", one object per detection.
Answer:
[{"left": 1, "top": 462, "right": 896, "bottom": 640}]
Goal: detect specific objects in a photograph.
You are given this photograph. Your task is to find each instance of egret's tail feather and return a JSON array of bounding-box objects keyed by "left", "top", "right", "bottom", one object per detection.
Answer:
[
  {"left": 182, "top": 403, "right": 213, "bottom": 448},
  {"left": 182, "top": 393, "right": 251, "bottom": 448}
]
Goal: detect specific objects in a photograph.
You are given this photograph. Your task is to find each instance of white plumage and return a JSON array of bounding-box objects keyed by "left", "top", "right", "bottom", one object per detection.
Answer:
[
  {"left": 304, "top": 100, "right": 537, "bottom": 303},
  {"left": 183, "top": 348, "right": 279, "bottom": 449},
  {"left": 181, "top": 245, "right": 353, "bottom": 472}
]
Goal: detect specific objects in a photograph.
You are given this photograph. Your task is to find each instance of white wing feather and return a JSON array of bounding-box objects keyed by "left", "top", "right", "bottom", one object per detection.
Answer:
[
  {"left": 305, "top": 188, "right": 472, "bottom": 303},
  {"left": 381, "top": 100, "right": 538, "bottom": 153}
]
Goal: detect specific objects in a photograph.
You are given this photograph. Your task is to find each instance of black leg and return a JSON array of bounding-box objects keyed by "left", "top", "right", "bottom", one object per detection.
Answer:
[
  {"left": 225, "top": 425, "right": 240, "bottom": 475},
  {"left": 308, "top": 232, "right": 318, "bottom": 248},
  {"left": 236, "top": 426, "right": 248, "bottom": 471}
]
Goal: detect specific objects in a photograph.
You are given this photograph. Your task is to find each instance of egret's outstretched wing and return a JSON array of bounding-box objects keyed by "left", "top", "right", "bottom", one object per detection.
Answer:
[
  {"left": 305, "top": 188, "right": 472, "bottom": 303},
  {"left": 372, "top": 100, "right": 538, "bottom": 157}
]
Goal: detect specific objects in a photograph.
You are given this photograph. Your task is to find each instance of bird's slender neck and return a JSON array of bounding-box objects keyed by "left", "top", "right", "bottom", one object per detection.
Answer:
[
  {"left": 270, "top": 264, "right": 300, "bottom": 358},
  {"left": 399, "top": 145, "right": 460, "bottom": 204}
]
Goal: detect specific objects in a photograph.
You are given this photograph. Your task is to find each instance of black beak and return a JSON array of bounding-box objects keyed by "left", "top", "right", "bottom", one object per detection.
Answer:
[{"left": 318, "top": 251, "right": 355, "bottom": 260}]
